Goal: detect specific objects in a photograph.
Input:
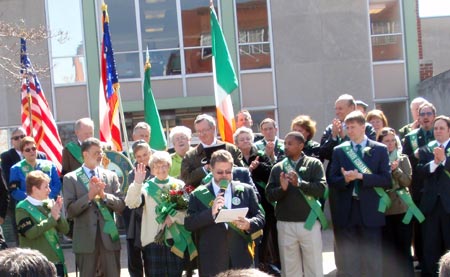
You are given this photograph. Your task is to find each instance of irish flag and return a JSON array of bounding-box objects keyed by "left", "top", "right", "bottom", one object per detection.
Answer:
[{"left": 210, "top": 5, "right": 238, "bottom": 143}]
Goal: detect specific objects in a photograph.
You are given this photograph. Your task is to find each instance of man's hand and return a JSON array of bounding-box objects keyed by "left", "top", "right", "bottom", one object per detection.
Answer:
[
  {"left": 212, "top": 192, "right": 225, "bottom": 217},
  {"left": 434, "top": 146, "right": 446, "bottom": 164},
  {"left": 265, "top": 141, "right": 276, "bottom": 159},
  {"left": 88, "top": 177, "right": 100, "bottom": 200},
  {"left": 341, "top": 168, "right": 362, "bottom": 183},
  {"left": 134, "top": 163, "right": 147, "bottom": 184},
  {"left": 233, "top": 216, "right": 250, "bottom": 231},
  {"left": 331, "top": 119, "right": 342, "bottom": 138},
  {"left": 280, "top": 172, "right": 289, "bottom": 191}
]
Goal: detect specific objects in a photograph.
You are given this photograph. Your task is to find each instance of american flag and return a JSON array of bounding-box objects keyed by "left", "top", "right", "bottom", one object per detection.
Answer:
[
  {"left": 99, "top": 3, "right": 122, "bottom": 151},
  {"left": 20, "top": 38, "right": 63, "bottom": 172}
]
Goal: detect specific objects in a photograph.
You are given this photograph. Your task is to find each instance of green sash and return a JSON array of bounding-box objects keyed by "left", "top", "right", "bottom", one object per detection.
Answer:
[
  {"left": 408, "top": 129, "right": 420, "bottom": 152},
  {"left": 282, "top": 158, "right": 328, "bottom": 230},
  {"left": 19, "top": 160, "right": 34, "bottom": 177},
  {"left": 340, "top": 142, "right": 391, "bottom": 213},
  {"left": 66, "top": 142, "right": 83, "bottom": 164},
  {"left": 396, "top": 189, "right": 425, "bottom": 224},
  {"left": 145, "top": 178, "right": 197, "bottom": 260},
  {"left": 75, "top": 168, "right": 119, "bottom": 241},
  {"left": 16, "top": 200, "right": 67, "bottom": 275},
  {"left": 389, "top": 150, "right": 425, "bottom": 224},
  {"left": 192, "top": 185, "right": 262, "bottom": 242}
]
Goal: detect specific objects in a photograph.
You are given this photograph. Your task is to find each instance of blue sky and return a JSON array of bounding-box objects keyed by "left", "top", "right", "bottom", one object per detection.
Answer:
[{"left": 419, "top": 0, "right": 450, "bottom": 17}]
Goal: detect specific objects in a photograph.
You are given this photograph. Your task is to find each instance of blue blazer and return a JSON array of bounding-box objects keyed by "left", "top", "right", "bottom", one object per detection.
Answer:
[{"left": 328, "top": 139, "right": 391, "bottom": 227}]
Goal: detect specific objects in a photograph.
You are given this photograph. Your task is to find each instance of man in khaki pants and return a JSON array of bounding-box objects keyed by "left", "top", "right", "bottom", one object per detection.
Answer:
[{"left": 266, "top": 132, "right": 327, "bottom": 276}]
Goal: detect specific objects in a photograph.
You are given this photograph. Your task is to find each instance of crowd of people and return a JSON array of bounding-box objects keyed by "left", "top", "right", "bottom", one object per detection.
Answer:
[{"left": 0, "top": 94, "right": 449, "bottom": 277}]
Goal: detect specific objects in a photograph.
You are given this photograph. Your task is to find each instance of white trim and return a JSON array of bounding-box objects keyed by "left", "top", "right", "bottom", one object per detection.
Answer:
[
  {"left": 266, "top": 0, "right": 278, "bottom": 125},
  {"left": 176, "top": 0, "right": 187, "bottom": 97},
  {"left": 373, "top": 97, "right": 409, "bottom": 103},
  {"left": 373, "top": 60, "right": 406, "bottom": 65}
]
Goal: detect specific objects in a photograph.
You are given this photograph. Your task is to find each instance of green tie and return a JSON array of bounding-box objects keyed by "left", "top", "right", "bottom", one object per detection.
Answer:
[{"left": 354, "top": 144, "right": 362, "bottom": 195}]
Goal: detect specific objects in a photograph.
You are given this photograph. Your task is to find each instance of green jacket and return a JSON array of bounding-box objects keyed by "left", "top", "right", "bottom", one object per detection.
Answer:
[{"left": 16, "top": 201, "right": 69, "bottom": 263}]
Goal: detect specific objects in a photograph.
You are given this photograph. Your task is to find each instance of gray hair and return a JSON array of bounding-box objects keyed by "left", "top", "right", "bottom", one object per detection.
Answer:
[
  {"left": 194, "top": 114, "right": 216, "bottom": 129},
  {"left": 133, "top": 122, "right": 151, "bottom": 135},
  {"left": 233, "top": 127, "right": 254, "bottom": 144},
  {"left": 75, "top": 117, "right": 94, "bottom": 131},
  {"left": 169, "top": 126, "right": 192, "bottom": 142},
  {"left": 149, "top": 151, "right": 172, "bottom": 168}
]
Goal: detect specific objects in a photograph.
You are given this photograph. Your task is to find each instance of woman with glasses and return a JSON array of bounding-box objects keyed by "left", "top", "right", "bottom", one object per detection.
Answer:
[
  {"left": 9, "top": 136, "right": 61, "bottom": 203},
  {"left": 377, "top": 127, "right": 415, "bottom": 277}
]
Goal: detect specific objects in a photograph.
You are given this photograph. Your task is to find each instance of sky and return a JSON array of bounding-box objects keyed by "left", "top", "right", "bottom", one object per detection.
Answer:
[{"left": 419, "top": 0, "right": 450, "bottom": 17}]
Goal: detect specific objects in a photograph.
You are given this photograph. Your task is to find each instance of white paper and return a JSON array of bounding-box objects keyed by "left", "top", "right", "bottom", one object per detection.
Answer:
[{"left": 214, "top": 207, "right": 249, "bottom": 223}]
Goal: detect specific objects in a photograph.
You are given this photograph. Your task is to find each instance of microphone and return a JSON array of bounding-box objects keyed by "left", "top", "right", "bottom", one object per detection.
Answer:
[
  {"left": 219, "top": 179, "right": 228, "bottom": 194},
  {"left": 216, "top": 180, "right": 229, "bottom": 215}
]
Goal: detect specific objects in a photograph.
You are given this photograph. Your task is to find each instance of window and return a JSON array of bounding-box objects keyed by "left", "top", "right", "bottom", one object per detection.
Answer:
[
  {"left": 369, "top": 0, "right": 404, "bottom": 62},
  {"left": 47, "top": 0, "right": 86, "bottom": 85},
  {"left": 235, "top": 0, "right": 271, "bottom": 70}
]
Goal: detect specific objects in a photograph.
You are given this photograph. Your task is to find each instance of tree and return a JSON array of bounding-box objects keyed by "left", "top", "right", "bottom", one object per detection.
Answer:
[{"left": 0, "top": 20, "right": 66, "bottom": 82}]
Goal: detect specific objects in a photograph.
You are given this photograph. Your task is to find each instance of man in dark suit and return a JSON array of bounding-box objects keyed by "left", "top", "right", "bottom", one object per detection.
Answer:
[
  {"left": 1, "top": 127, "right": 47, "bottom": 184},
  {"left": 416, "top": 115, "right": 450, "bottom": 276},
  {"left": 0, "top": 127, "right": 46, "bottom": 243},
  {"left": 61, "top": 118, "right": 94, "bottom": 177},
  {"left": 63, "top": 138, "right": 125, "bottom": 277},
  {"left": 402, "top": 101, "right": 436, "bottom": 267},
  {"left": 254, "top": 118, "right": 285, "bottom": 164},
  {"left": 180, "top": 114, "right": 244, "bottom": 187},
  {"left": 328, "top": 111, "right": 391, "bottom": 277},
  {"left": 319, "top": 94, "right": 376, "bottom": 176},
  {"left": 185, "top": 150, "right": 265, "bottom": 276}
]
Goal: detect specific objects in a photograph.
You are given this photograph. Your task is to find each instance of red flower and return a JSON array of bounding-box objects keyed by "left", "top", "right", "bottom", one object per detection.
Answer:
[
  {"left": 169, "top": 190, "right": 177, "bottom": 196},
  {"left": 184, "top": 185, "right": 195, "bottom": 194}
]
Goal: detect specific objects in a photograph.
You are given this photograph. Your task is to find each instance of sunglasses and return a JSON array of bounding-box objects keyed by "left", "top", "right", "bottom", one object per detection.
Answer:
[
  {"left": 215, "top": 170, "right": 232, "bottom": 175},
  {"left": 23, "top": 147, "right": 37, "bottom": 153},
  {"left": 419, "top": 111, "right": 434, "bottom": 117},
  {"left": 11, "top": 135, "right": 26, "bottom": 141}
]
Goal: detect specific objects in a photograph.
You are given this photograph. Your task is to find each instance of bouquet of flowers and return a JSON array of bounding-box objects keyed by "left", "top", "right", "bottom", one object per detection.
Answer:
[
  {"left": 159, "top": 183, "right": 194, "bottom": 211},
  {"left": 154, "top": 183, "right": 195, "bottom": 245}
]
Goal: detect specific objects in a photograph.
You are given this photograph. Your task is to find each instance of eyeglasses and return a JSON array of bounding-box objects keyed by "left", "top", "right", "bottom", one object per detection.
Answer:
[
  {"left": 419, "top": 111, "right": 434, "bottom": 117},
  {"left": 23, "top": 147, "right": 37, "bottom": 153},
  {"left": 173, "top": 136, "right": 188, "bottom": 143},
  {"left": 215, "top": 170, "right": 232, "bottom": 175},
  {"left": 196, "top": 128, "right": 213, "bottom": 135},
  {"left": 12, "top": 135, "right": 25, "bottom": 141}
]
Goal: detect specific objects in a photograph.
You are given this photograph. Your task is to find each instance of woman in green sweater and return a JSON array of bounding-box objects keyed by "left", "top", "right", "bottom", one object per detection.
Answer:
[{"left": 15, "top": 170, "right": 69, "bottom": 277}]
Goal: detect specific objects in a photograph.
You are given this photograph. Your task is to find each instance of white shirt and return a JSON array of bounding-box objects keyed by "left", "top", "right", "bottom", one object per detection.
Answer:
[
  {"left": 430, "top": 139, "right": 450, "bottom": 173},
  {"left": 212, "top": 179, "right": 232, "bottom": 209}
]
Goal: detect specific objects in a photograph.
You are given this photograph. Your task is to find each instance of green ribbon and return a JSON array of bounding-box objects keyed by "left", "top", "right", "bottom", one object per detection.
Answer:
[
  {"left": 155, "top": 202, "right": 177, "bottom": 224},
  {"left": 75, "top": 168, "right": 119, "bottom": 241},
  {"left": 145, "top": 178, "right": 197, "bottom": 259},
  {"left": 340, "top": 142, "right": 391, "bottom": 213},
  {"left": 395, "top": 188, "right": 425, "bottom": 224},
  {"left": 408, "top": 130, "right": 419, "bottom": 152},
  {"left": 282, "top": 158, "right": 328, "bottom": 230},
  {"left": 66, "top": 141, "right": 83, "bottom": 164},
  {"left": 16, "top": 200, "right": 67, "bottom": 275}
]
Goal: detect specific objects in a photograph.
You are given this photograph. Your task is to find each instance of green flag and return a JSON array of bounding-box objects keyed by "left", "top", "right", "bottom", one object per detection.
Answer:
[{"left": 144, "top": 49, "right": 167, "bottom": 150}]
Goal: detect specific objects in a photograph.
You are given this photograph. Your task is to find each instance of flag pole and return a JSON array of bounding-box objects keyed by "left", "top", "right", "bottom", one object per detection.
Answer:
[
  {"left": 117, "top": 88, "right": 129, "bottom": 155},
  {"left": 27, "top": 92, "right": 33, "bottom": 137}
]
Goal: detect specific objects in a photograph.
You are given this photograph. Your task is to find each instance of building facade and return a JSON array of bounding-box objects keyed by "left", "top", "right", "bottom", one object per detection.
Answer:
[{"left": 0, "top": 0, "right": 421, "bottom": 150}]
